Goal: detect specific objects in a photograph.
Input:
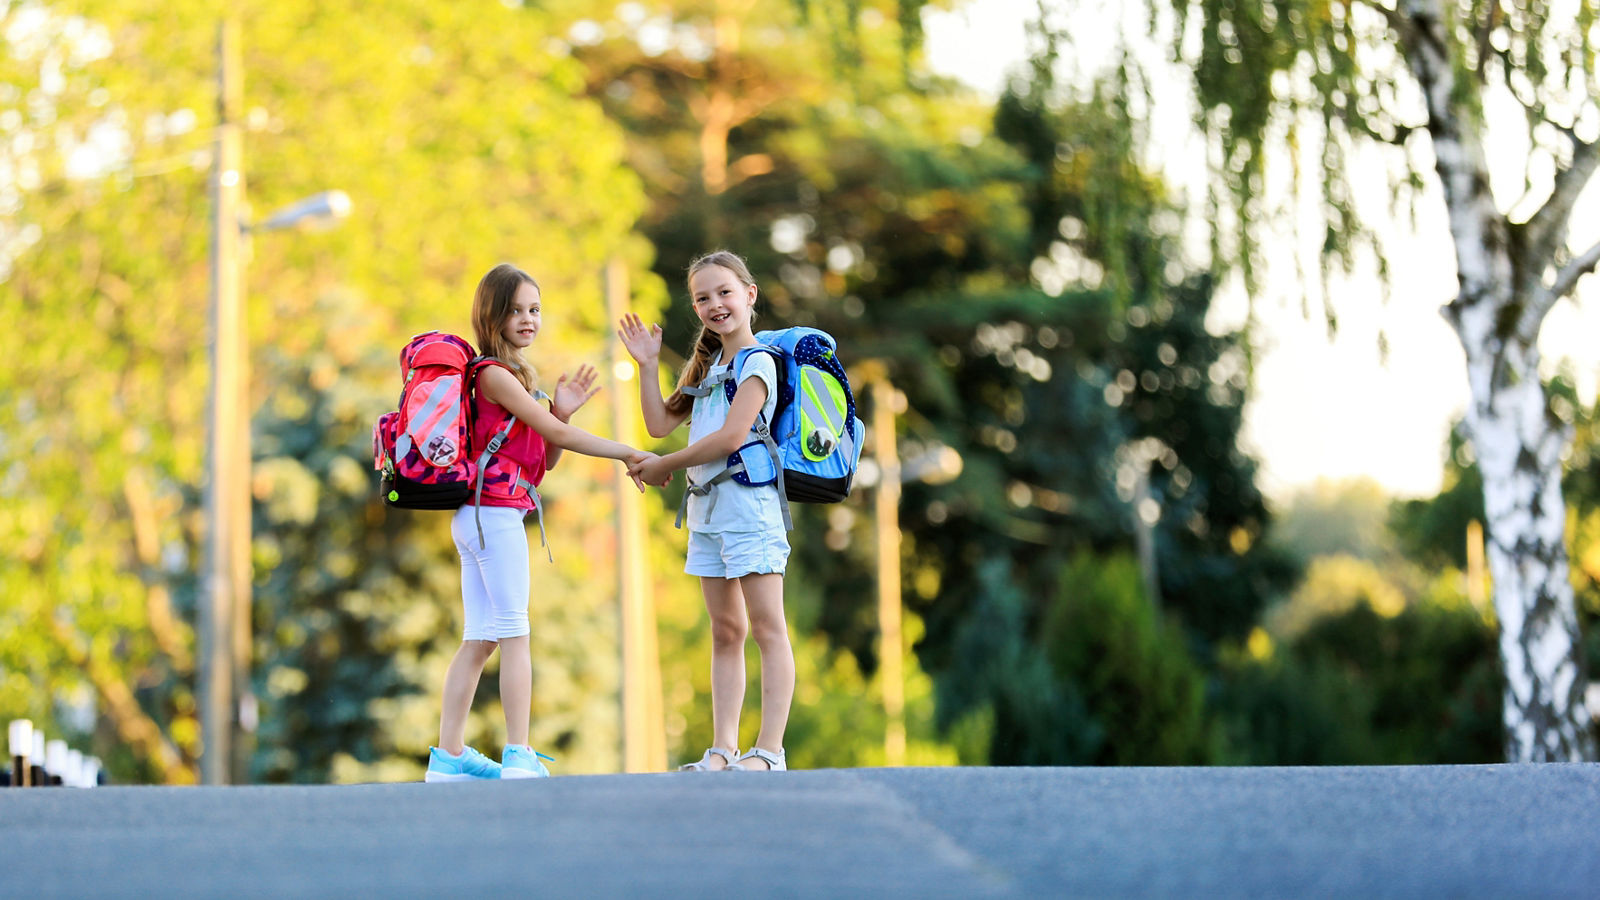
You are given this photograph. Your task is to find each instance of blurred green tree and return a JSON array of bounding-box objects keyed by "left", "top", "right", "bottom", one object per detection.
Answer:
[
  {"left": 0, "top": 0, "right": 648, "bottom": 782},
  {"left": 564, "top": 0, "right": 1293, "bottom": 766},
  {"left": 1220, "top": 582, "right": 1503, "bottom": 765},
  {"left": 1040, "top": 552, "right": 1217, "bottom": 765}
]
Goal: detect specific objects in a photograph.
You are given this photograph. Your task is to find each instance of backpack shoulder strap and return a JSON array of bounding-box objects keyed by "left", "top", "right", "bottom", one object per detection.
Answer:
[
  {"left": 468, "top": 354, "right": 503, "bottom": 381},
  {"left": 733, "top": 343, "right": 784, "bottom": 371},
  {"left": 723, "top": 343, "right": 786, "bottom": 410},
  {"left": 680, "top": 350, "right": 735, "bottom": 399}
]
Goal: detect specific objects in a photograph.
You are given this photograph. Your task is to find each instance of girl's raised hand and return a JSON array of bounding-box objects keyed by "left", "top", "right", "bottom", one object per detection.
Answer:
[
  {"left": 551, "top": 364, "right": 601, "bottom": 421},
  {"left": 616, "top": 313, "right": 663, "bottom": 366}
]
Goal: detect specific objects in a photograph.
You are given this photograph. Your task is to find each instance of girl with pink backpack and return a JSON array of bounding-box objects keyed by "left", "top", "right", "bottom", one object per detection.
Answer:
[{"left": 422, "top": 263, "right": 655, "bottom": 781}]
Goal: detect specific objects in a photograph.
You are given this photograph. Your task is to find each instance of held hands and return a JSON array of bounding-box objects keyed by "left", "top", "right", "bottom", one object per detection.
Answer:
[
  {"left": 626, "top": 451, "right": 674, "bottom": 489},
  {"left": 617, "top": 448, "right": 668, "bottom": 490},
  {"left": 616, "top": 313, "right": 663, "bottom": 367},
  {"left": 551, "top": 364, "right": 601, "bottom": 421},
  {"left": 621, "top": 451, "right": 654, "bottom": 492}
]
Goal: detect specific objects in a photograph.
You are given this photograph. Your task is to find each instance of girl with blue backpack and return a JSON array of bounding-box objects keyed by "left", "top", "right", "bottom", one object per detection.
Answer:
[
  {"left": 425, "top": 263, "right": 656, "bottom": 782},
  {"left": 619, "top": 250, "right": 797, "bottom": 772}
]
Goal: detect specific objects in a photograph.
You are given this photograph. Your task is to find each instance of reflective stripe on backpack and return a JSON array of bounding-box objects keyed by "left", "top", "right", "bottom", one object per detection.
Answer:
[{"left": 797, "top": 365, "right": 847, "bottom": 461}]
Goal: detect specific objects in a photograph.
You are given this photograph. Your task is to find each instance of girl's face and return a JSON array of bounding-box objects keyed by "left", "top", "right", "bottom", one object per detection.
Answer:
[
  {"left": 500, "top": 282, "right": 542, "bottom": 349},
  {"left": 689, "top": 265, "right": 756, "bottom": 337}
]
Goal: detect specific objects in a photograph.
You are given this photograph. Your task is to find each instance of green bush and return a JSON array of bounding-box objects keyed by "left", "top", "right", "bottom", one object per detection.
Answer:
[{"left": 1040, "top": 552, "right": 1218, "bottom": 765}]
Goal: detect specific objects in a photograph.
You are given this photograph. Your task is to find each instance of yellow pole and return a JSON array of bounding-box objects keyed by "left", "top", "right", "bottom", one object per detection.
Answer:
[
  {"left": 871, "top": 370, "right": 905, "bottom": 766},
  {"left": 1467, "top": 519, "right": 1487, "bottom": 611},
  {"left": 607, "top": 259, "right": 666, "bottom": 772},
  {"left": 201, "top": 19, "right": 242, "bottom": 786},
  {"left": 223, "top": 18, "right": 256, "bottom": 785}
]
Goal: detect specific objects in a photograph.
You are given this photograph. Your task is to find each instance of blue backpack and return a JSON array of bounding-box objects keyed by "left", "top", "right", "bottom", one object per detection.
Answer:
[{"left": 678, "top": 327, "right": 865, "bottom": 530}]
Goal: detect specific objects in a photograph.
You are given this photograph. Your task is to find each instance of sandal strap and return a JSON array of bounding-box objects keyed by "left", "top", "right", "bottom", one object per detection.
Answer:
[
  {"left": 678, "top": 746, "right": 740, "bottom": 771},
  {"left": 735, "top": 747, "right": 785, "bottom": 769}
]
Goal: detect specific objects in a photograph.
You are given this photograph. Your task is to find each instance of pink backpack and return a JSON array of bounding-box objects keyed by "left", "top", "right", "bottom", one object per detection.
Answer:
[{"left": 373, "top": 332, "right": 550, "bottom": 553}]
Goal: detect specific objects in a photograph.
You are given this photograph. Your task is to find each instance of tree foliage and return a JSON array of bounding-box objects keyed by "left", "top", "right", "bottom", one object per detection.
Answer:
[
  {"left": 1222, "top": 581, "right": 1504, "bottom": 765},
  {"left": 0, "top": 0, "right": 647, "bottom": 782},
  {"left": 568, "top": 0, "right": 1293, "bottom": 767},
  {"left": 3, "top": 0, "right": 1317, "bottom": 779}
]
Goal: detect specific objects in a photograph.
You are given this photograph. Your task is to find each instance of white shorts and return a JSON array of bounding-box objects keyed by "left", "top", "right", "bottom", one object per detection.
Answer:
[
  {"left": 451, "top": 505, "right": 531, "bottom": 641},
  {"left": 684, "top": 528, "right": 790, "bottom": 579}
]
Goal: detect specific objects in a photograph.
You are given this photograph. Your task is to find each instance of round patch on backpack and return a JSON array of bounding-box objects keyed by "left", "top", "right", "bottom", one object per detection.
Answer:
[
  {"left": 424, "top": 435, "right": 459, "bottom": 466},
  {"left": 806, "top": 427, "right": 837, "bottom": 458}
]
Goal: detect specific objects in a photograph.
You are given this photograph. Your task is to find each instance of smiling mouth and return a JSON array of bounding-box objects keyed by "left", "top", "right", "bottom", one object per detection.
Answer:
[{"left": 709, "top": 313, "right": 730, "bottom": 324}]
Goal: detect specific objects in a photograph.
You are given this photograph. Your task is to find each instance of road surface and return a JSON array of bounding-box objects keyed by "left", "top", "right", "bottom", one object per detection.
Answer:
[{"left": 3, "top": 764, "right": 1596, "bottom": 897}]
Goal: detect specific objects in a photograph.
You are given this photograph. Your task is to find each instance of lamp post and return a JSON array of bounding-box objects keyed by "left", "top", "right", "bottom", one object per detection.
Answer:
[
  {"left": 871, "top": 374, "right": 906, "bottom": 765},
  {"left": 201, "top": 20, "right": 351, "bottom": 785},
  {"left": 857, "top": 363, "right": 961, "bottom": 767},
  {"left": 605, "top": 259, "right": 666, "bottom": 772}
]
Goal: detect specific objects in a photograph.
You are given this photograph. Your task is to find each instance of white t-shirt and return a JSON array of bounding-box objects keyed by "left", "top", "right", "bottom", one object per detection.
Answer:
[{"left": 685, "top": 349, "right": 783, "bottom": 534}]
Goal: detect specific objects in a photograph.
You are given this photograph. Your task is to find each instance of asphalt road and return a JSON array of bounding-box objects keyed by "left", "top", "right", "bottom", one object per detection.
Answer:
[{"left": 3, "top": 764, "right": 1597, "bottom": 898}]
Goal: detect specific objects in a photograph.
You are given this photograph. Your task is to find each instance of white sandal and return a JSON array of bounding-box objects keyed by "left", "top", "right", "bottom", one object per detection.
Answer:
[
  {"left": 728, "top": 747, "right": 786, "bottom": 771},
  {"left": 678, "top": 747, "right": 739, "bottom": 771}
]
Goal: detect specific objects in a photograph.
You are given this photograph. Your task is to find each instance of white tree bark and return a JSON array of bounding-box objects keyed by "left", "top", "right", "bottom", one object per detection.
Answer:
[
  {"left": 1404, "top": 0, "right": 1596, "bottom": 761},
  {"left": 1454, "top": 302, "right": 1594, "bottom": 761}
]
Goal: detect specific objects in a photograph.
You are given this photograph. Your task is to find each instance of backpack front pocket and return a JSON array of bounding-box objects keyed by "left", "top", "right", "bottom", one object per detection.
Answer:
[
  {"left": 797, "top": 364, "right": 848, "bottom": 461},
  {"left": 403, "top": 370, "right": 464, "bottom": 467}
]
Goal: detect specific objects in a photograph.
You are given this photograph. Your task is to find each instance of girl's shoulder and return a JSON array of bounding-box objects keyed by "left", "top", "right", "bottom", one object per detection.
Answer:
[
  {"left": 735, "top": 345, "right": 778, "bottom": 372},
  {"left": 473, "top": 359, "right": 534, "bottom": 409}
]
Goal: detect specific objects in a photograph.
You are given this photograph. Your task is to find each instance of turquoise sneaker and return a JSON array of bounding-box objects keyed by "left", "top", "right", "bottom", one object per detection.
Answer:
[
  {"left": 424, "top": 745, "right": 501, "bottom": 782},
  {"left": 501, "top": 745, "right": 554, "bottom": 779}
]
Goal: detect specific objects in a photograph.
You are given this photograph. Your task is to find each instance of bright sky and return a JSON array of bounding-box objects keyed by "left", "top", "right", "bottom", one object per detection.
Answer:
[{"left": 923, "top": 0, "right": 1600, "bottom": 501}]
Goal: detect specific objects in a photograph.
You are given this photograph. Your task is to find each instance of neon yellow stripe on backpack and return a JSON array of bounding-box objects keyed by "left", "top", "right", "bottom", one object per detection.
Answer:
[{"left": 798, "top": 366, "right": 848, "bottom": 461}]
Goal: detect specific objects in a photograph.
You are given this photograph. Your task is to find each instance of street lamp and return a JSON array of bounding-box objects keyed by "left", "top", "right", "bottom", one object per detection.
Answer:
[
  {"left": 250, "top": 190, "right": 353, "bottom": 233},
  {"left": 201, "top": 20, "right": 351, "bottom": 786}
]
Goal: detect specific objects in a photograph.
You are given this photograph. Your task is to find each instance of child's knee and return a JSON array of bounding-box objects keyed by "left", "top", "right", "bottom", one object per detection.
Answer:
[
  {"left": 462, "top": 639, "right": 498, "bottom": 662},
  {"left": 749, "top": 617, "right": 789, "bottom": 649},
  {"left": 709, "top": 615, "right": 748, "bottom": 647}
]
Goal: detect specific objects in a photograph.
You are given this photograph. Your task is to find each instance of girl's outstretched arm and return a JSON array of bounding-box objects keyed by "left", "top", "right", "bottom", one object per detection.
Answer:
[
  {"left": 631, "top": 377, "right": 768, "bottom": 486},
  {"left": 617, "top": 313, "right": 689, "bottom": 438},
  {"left": 479, "top": 365, "right": 651, "bottom": 485}
]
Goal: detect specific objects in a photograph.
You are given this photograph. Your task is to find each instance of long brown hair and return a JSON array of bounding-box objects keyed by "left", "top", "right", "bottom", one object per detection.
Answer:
[
  {"left": 665, "top": 250, "right": 757, "bottom": 416},
  {"left": 473, "top": 263, "right": 539, "bottom": 393}
]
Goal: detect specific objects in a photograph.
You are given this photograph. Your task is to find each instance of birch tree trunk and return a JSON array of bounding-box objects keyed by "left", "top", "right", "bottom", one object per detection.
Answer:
[
  {"left": 1453, "top": 290, "right": 1595, "bottom": 760},
  {"left": 1405, "top": 0, "right": 1596, "bottom": 761}
]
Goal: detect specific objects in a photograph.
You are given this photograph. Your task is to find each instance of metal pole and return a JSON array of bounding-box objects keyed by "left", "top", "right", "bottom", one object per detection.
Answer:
[
  {"left": 606, "top": 259, "right": 665, "bottom": 772},
  {"left": 224, "top": 16, "right": 255, "bottom": 785},
  {"left": 871, "top": 372, "right": 905, "bottom": 767},
  {"left": 201, "top": 18, "right": 242, "bottom": 786}
]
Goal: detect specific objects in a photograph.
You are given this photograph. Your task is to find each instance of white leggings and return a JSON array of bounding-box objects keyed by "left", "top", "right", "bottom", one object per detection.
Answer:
[{"left": 451, "top": 505, "right": 531, "bottom": 641}]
